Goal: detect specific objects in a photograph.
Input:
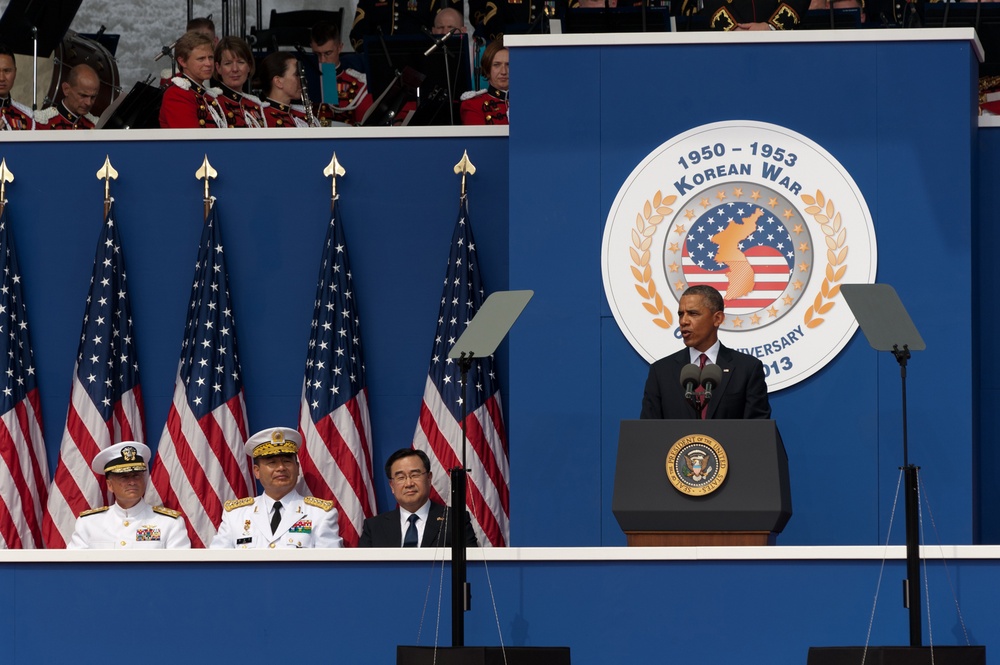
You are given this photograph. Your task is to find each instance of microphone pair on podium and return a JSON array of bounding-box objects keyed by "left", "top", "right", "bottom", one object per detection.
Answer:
[{"left": 680, "top": 363, "right": 722, "bottom": 402}]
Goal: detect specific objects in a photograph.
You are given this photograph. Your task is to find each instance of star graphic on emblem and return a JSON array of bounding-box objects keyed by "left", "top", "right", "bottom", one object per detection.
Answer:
[
  {"left": 799, "top": 262, "right": 809, "bottom": 272},
  {"left": 768, "top": 306, "right": 779, "bottom": 317},
  {"left": 669, "top": 262, "right": 679, "bottom": 273},
  {"left": 673, "top": 224, "right": 686, "bottom": 236},
  {"left": 750, "top": 313, "right": 761, "bottom": 325},
  {"left": 793, "top": 280, "right": 803, "bottom": 290},
  {"left": 783, "top": 208, "right": 794, "bottom": 220},
  {"left": 793, "top": 223, "right": 803, "bottom": 234},
  {"left": 733, "top": 187, "right": 743, "bottom": 197},
  {"left": 669, "top": 242, "right": 680, "bottom": 253},
  {"left": 684, "top": 209, "right": 695, "bottom": 220},
  {"left": 768, "top": 197, "right": 778, "bottom": 207},
  {"left": 731, "top": 316, "right": 744, "bottom": 328},
  {"left": 799, "top": 242, "right": 810, "bottom": 252},
  {"left": 751, "top": 190, "right": 761, "bottom": 201},
  {"left": 783, "top": 294, "right": 794, "bottom": 305},
  {"left": 716, "top": 190, "right": 727, "bottom": 202}
]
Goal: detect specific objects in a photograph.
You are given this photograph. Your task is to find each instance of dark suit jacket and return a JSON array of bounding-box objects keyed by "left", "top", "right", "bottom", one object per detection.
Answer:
[
  {"left": 357, "top": 501, "right": 479, "bottom": 548},
  {"left": 640, "top": 344, "right": 771, "bottom": 420}
]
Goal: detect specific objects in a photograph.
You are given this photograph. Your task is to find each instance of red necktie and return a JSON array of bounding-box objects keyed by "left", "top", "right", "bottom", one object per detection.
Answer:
[{"left": 697, "top": 353, "right": 708, "bottom": 419}]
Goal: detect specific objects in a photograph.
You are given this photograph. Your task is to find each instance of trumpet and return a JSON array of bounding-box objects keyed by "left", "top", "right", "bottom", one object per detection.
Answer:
[{"left": 297, "top": 58, "right": 320, "bottom": 128}]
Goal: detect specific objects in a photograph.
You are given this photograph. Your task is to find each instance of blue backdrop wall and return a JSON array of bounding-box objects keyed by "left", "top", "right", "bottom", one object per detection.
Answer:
[
  {"left": 0, "top": 131, "right": 510, "bottom": 520},
  {"left": 506, "top": 32, "right": 980, "bottom": 547},
  {"left": 0, "top": 31, "right": 988, "bottom": 551}
]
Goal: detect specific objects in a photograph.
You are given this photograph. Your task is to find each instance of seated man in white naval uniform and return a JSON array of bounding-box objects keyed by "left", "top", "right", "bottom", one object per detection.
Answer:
[
  {"left": 68, "top": 442, "right": 191, "bottom": 549},
  {"left": 210, "top": 427, "right": 343, "bottom": 549}
]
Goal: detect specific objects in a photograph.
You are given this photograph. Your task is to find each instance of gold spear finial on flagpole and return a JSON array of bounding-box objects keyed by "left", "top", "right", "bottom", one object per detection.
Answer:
[
  {"left": 96, "top": 155, "right": 118, "bottom": 217},
  {"left": 195, "top": 154, "right": 218, "bottom": 220},
  {"left": 454, "top": 150, "right": 476, "bottom": 200},
  {"left": 0, "top": 159, "right": 13, "bottom": 213},
  {"left": 323, "top": 153, "right": 346, "bottom": 205}
]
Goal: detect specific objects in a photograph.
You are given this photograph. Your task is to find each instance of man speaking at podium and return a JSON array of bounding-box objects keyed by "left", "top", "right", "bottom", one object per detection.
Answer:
[{"left": 640, "top": 285, "right": 771, "bottom": 420}]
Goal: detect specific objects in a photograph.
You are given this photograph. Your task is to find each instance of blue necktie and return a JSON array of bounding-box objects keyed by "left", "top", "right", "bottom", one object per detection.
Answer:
[{"left": 403, "top": 514, "right": 419, "bottom": 548}]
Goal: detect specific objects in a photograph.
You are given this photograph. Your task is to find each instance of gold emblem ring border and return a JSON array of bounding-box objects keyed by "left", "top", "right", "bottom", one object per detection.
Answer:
[{"left": 665, "top": 434, "right": 729, "bottom": 497}]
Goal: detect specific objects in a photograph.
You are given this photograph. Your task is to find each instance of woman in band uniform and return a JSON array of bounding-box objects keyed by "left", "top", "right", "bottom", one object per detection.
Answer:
[
  {"left": 260, "top": 52, "right": 311, "bottom": 128},
  {"left": 212, "top": 36, "right": 264, "bottom": 128},
  {"left": 460, "top": 38, "right": 509, "bottom": 126},
  {"left": 159, "top": 31, "right": 227, "bottom": 128}
]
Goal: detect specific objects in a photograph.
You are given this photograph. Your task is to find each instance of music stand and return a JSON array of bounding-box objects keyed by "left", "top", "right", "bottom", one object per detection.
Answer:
[
  {"left": 361, "top": 34, "right": 472, "bottom": 126},
  {"left": 442, "top": 289, "right": 532, "bottom": 647},
  {"left": 841, "top": 283, "right": 926, "bottom": 646},
  {"left": 98, "top": 81, "right": 163, "bottom": 129},
  {"left": 0, "top": 0, "right": 81, "bottom": 56}
]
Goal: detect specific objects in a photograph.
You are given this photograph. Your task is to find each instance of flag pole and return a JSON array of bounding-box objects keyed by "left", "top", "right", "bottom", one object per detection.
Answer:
[
  {"left": 450, "top": 150, "right": 476, "bottom": 647},
  {"left": 0, "top": 159, "right": 13, "bottom": 217},
  {"left": 195, "top": 155, "right": 218, "bottom": 222},
  {"left": 96, "top": 156, "right": 118, "bottom": 218},
  {"left": 323, "top": 153, "right": 346, "bottom": 210}
]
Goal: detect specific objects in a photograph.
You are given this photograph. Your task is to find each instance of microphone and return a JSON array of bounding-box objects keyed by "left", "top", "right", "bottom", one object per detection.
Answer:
[
  {"left": 422, "top": 27, "right": 459, "bottom": 57},
  {"left": 679, "top": 364, "right": 701, "bottom": 401},
  {"left": 700, "top": 364, "right": 723, "bottom": 402}
]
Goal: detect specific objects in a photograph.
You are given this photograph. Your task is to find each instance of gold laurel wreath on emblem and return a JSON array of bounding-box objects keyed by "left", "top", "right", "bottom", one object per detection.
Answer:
[
  {"left": 801, "top": 190, "right": 848, "bottom": 329},
  {"left": 630, "top": 191, "right": 677, "bottom": 329}
]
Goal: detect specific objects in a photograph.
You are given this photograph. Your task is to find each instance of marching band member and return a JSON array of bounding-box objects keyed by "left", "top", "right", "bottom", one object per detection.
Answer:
[
  {"left": 460, "top": 38, "right": 508, "bottom": 125},
  {"left": 158, "top": 31, "right": 227, "bottom": 128},
  {"left": 211, "top": 36, "right": 264, "bottom": 128},
  {"left": 260, "top": 52, "right": 312, "bottom": 128},
  {"left": 35, "top": 64, "right": 100, "bottom": 130},
  {"left": 0, "top": 44, "right": 34, "bottom": 130},
  {"left": 309, "top": 22, "right": 373, "bottom": 126}
]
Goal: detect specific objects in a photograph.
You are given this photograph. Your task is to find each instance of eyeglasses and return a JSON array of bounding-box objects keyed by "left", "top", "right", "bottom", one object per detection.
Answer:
[{"left": 391, "top": 470, "right": 428, "bottom": 483}]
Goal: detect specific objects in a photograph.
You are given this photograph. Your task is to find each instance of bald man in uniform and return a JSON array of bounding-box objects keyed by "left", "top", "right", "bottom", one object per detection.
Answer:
[{"left": 35, "top": 64, "right": 101, "bottom": 130}]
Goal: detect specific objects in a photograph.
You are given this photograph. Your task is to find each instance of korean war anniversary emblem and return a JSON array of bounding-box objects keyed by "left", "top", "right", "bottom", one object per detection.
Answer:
[{"left": 601, "top": 121, "right": 878, "bottom": 391}]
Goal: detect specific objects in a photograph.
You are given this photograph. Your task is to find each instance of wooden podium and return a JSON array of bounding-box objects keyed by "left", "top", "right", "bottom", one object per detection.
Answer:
[{"left": 612, "top": 419, "right": 791, "bottom": 546}]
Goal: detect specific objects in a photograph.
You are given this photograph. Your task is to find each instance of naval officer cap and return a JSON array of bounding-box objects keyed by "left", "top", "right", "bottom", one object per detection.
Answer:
[
  {"left": 245, "top": 427, "right": 300, "bottom": 459},
  {"left": 91, "top": 441, "right": 152, "bottom": 475}
]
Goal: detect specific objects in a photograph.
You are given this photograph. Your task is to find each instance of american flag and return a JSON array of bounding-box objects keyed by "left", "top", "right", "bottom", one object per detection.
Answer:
[
  {"left": 297, "top": 198, "right": 377, "bottom": 547},
  {"left": 412, "top": 198, "right": 509, "bottom": 547},
  {"left": 683, "top": 202, "right": 798, "bottom": 312},
  {"left": 146, "top": 205, "right": 253, "bottom": 548},
  {"left": 0, "top": 205, "right": 48, "bottom": 549},
  {"left": 42, "top": 203, "right": 145, "bottom": 548}
]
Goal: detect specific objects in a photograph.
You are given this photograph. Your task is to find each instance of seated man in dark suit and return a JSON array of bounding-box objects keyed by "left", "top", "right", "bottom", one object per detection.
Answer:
[
  {"left": 640, "top": 284, "right": 771, "bottom": 420},
  {"left": 358, "top": 448, "right": 478, "bottom": 547}
]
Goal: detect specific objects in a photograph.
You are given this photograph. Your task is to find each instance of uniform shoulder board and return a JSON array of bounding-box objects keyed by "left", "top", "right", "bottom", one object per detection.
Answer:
[
  {"left": 79, "top": 506, "right": 110, "bottom": 518},
  {"left": 460, "top": 89, "right": 486, "bottom": 102},
  {"left": 152, "top": 506, "right": 183, "bottom": 519},
  {"left": 171, "top": 76, "right": 192, "bottom": 90},
  {"left": 224, "top": 497, "right": 255, "bottom": 512},
  {"left": 84, "top": 112, "right": 99, "bottom": 124},
  {"left": 304, "top": 496, "right": 334, "bottom": 512},
  {"left": 34, "top": 106, "right": 59, "bottom": 122},
  {"left": 345, "top": 68, "right": 367, "bottom": 83}
]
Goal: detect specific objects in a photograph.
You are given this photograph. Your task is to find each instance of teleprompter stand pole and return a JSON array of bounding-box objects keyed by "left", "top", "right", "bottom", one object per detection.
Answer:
[
  {"left": 446, "top": 290, "right": 532, "bottom": 647},
  {"left": 842, "top": 284, "right": 926, "bottom": 646}
]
